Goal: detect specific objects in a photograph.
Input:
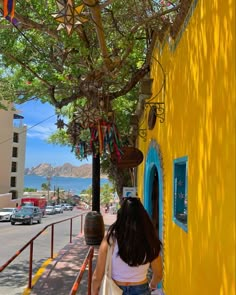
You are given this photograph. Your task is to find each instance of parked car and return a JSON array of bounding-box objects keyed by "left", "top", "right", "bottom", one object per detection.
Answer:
[
  {"left": 54, "top": 204, "right": 64, "bottom": 214},
  {"left": 64, "top": 204, "right": 73, "bottom": 211},
  {"left": 0, "top": 208, "right": 18, "bottom": 222},
  {"left": 11, "top": 206, "right": 42, "bottom": 225},
  {"left": 45, "top": 205, "right": 56, "bottom": 215}
]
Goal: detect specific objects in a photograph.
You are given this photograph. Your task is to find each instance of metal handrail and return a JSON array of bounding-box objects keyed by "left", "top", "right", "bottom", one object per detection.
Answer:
[
  {"left": 69, "top": 247, "right": 94, "bottom": 295},
  {"left": 0, "top": 211, "right": 87, "bottom": 289}
]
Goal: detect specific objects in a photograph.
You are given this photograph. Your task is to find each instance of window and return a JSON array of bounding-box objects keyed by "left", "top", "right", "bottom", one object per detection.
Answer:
[
  {"left": 13, "top": 132, "right": 19, "bottom": 143},
  {"left": 11, "top": 177, "right": 16, "bottom": 188},
  {"left": 12, "top": 147, "right": 18, "bottom": 158},
  {"left": 11, "top": 162, "right": 17, "bottom": 173},
  {"left": 10, "top": 190, "right": 18, "bottom": 199},
  {"left": 173, "top": 156, "right": 188, "bottom": 232}
]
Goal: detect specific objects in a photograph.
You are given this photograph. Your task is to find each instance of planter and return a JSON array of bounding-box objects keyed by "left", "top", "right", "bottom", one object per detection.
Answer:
[{"left": 84, "top": 211, "right": 105, "bottom": 245}]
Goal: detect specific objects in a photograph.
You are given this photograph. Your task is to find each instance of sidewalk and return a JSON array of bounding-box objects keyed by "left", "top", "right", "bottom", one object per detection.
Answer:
[{"left": 28, "top": 212, "right": 116, "bottom": 295}]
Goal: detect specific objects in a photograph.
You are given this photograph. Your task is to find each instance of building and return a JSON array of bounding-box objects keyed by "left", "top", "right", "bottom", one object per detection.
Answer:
[
  {"left": 136, "top": 0, "right": 235, "bottom": 294},
  {"left": 0, "top": 102, "right": 27, "bottom": 207}
]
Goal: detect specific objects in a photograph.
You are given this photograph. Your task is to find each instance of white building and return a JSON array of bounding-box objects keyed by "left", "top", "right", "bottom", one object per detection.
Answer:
[{"left": 0, "top": 102, "right": 27, "bottom": 207}]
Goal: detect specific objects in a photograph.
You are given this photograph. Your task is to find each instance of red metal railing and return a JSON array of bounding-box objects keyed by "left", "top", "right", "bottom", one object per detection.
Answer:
[
  {"left": 0, "top": 212, "right": 87, "bottom": 289},
  {"left": 69, "top": 247, "right": 94, "bottom": 295}
]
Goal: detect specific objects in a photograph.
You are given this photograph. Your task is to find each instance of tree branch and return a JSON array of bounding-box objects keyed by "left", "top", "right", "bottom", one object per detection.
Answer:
[
  {"left": 130, "top": 4, "right": 181, "bottom": 34},
  {"left": 0, "top": 1, "right": 59, "bottom": 39},
  {"left": 0, "top": 49, "right": 53, "bottom": 88},
  {"left": 83, "top": 0, "right": 113, "bottom": 70},
  {"left": 109, "top": 64, "right": 150, "bottom": 100}
]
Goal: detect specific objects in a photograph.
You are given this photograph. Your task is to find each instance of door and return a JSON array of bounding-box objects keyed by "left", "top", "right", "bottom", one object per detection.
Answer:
[{"left": 151, "top": 167, "right": 159, "bottom": 233}]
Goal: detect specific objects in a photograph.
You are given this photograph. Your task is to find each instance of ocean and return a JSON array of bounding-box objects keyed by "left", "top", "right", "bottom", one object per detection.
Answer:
[{"left": 24, "top": 175, "right": 110, "bottom": 195}]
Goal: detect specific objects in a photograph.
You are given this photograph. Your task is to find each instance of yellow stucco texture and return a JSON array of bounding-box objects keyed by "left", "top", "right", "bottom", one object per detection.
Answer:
[{"left": 137, "top": 0, "right": 235, "bottom": 294}]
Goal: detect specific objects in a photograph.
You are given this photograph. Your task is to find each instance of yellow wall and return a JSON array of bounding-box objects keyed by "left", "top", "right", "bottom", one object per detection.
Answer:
[{"left": 137, "top": 0, "right": 235, "bottom": 294}]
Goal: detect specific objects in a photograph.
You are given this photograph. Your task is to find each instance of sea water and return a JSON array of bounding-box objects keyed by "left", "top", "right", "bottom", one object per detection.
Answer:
[{"left": 24, "top": 175, "right": 110, "bottom": 195}]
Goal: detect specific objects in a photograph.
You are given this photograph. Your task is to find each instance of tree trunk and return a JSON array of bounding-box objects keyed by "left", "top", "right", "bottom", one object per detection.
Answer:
[{"left": 92, "top": 155, "right": 100, "bottom": 212}]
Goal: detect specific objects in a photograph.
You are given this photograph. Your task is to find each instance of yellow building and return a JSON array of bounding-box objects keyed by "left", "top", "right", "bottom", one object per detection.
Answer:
[{"left": 136, "top": 0, "right": 235, "bottom": 294}]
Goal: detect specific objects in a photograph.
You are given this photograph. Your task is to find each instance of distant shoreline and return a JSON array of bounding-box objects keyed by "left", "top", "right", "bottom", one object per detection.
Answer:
[
  {"left": 24, "top": 174, "right": 108, "bottom": 179},
  {"left": 24, "top": 175, "right": 110, "bottom": 194}
]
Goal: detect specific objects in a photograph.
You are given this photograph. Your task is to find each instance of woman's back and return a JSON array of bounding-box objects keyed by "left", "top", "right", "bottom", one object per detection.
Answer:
[
  {"left": 92, "top": 197, "right": 162, "bottom": 295},
  {"left": 112, "top": 240, "right": 150, "bottom": 282},
  {"left": 107, "top": 197, "right": 161, "bottom": 266}
]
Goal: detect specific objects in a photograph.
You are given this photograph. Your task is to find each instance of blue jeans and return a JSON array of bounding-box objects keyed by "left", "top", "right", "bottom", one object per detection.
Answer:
[{"left": 118, "top": 283, "right": 151, "bottom": 295}]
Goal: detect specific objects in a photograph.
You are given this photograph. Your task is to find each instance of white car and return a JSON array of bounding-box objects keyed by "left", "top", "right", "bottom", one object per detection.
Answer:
[
  {"left": 64, "top": 204, "right": 73, "bottom": 211},
  {"left": 0, "top": 208, "right": 18, "bottom": 222},
  {"left": 62, "top": 204, "right": 73, "bottom": 211},
  {"left": 45, "top": 205, "right": 56, "bottom": 215},
  {"left": 54, "top": 205, "right": 64, "bottom": 213}
]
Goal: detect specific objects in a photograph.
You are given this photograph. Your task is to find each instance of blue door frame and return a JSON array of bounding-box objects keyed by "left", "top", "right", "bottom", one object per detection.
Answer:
[{"left": 144, "top": 140, "right": 163, "bottom": 242}]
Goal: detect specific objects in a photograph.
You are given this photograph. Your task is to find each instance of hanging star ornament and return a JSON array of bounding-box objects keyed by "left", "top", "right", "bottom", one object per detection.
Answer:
[
  {"left": 52, "top": 0, "right": 88, "bottom": 35},
  {"left": 74, "top": 103, "right": 102, "bottom": 129}
]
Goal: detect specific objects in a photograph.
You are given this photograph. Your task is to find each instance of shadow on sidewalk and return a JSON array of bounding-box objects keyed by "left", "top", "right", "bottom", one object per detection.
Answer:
[{"left": 28, "top": 213, "right": 116, "bottom": 295}]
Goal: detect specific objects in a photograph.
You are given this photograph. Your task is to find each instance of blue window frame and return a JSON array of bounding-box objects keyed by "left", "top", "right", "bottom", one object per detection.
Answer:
[{"left": 173, "top": 156, "right": 188, "bottom": 232}]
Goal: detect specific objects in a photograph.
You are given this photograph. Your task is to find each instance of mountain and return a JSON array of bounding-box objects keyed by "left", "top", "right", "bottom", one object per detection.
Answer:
[{"left": 24, "top": 163, "right": 108, "bottom": 179}]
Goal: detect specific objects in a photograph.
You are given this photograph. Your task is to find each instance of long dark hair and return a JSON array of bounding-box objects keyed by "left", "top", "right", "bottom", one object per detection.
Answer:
[{"left": 107, "top": 197, "right": 161, "bottom": 266}]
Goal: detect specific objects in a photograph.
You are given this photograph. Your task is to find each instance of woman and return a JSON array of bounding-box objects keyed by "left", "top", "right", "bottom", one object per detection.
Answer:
[{"left": 92, "top": 197, "right": 162, "bottom": 295}]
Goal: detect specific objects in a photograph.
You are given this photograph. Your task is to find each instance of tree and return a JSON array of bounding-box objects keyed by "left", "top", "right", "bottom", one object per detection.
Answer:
[
  {"left": 80, "top": 185, "right": 92, "bottom": 205},
  {"left": 41, "top": 182, "right": 50, "bottom": 191},
  {"left": 0, "top": 0, "right": 181, "bottom": 109},
  {"left": 24, "top": 187, "right": 37, "bottom": 192},
  {"left": 0, "top": 0, "right": 186, "bottom": 195},
  {"left": 100, "top": 183, "right": 114, "bottom": 205}
]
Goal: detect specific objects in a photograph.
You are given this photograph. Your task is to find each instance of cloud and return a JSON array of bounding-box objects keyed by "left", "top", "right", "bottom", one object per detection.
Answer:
[{"left": 27, "top": 124, "right": 57, "bottom": 140}]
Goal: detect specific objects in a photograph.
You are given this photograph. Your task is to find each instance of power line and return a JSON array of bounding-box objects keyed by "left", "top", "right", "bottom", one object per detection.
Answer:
[{"left": 0, "top": 114, "right": 56, "bottom": 145}]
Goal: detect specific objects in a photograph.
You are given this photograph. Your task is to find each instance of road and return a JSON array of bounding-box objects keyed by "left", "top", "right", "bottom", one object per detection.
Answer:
[{"left": 0, "top": 208, "right": 87, "bottom": 295}]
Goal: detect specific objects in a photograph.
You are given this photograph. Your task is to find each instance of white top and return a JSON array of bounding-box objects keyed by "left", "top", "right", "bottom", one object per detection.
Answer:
[{"left": 111, "top": 241, "right": 150, "bottom": 282}]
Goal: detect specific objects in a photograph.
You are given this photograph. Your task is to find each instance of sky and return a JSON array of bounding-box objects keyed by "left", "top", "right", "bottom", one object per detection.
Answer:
[{"left": 16, "top": 101, "right": 92, "bottom": 169}]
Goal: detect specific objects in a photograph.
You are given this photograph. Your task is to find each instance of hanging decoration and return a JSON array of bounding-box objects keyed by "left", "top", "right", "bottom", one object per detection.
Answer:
[
  {"left": 110, "top": 146, "right": 144, "bottom": 168},
  {"left": 56, "top": 105, "right": 123, "bottom": 159},
  {"left": 73, "top": 104, "right": 102, "bottom": 129},
  {"left": 88, "top": 120, "right": 122, "bottom": 158},
  {"left": 3, "top": 0, "right": 18, "bottom": 24},
  {"left": 52, "top": 0, "right": 88, "bottom": 35}
]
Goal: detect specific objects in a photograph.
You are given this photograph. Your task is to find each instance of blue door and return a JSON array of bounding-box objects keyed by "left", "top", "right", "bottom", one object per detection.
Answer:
[
  {"left": 144, "top": 140, "right": 163, "bottom": 242},
  {"left": 144, "top": 141, "right": 164, "bottom": 289}
]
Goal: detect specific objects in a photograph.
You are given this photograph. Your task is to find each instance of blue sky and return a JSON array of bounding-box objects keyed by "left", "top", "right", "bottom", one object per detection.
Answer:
[{"left": 16, "top": 101, "right": 91, "bottom": 168}]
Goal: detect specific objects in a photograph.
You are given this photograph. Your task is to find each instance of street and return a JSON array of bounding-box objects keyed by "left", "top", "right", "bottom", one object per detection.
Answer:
[{"left": 0, "top": 208, "right": 87, "bottom": 295}]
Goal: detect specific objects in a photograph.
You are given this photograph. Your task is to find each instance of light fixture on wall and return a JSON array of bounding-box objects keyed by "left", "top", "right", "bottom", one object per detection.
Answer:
[
  {"left": 145, "top": 102, "right": 165, "bottom": 130},
  {"left": 143, "top": 56, "right": 166, "bottom": 129}
]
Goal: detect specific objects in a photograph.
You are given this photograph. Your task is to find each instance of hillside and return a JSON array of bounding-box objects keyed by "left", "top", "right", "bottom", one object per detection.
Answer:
[{"left": 25, "top": 163, "right": 108, "bottom": 179}]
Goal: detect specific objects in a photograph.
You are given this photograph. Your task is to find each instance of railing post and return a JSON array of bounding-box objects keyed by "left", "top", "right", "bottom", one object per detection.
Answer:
[
  {"left": 28, "top": 241, "right": 33, "bottom": 289},
  {"left": 51, "top": 224, "right": 54, "bottom": 259},
  {"left": 70, "top": 218, "right": 73, "bottom": 243},
  {"left": 81, "top": 214, "right": 84, "bottom": 234},
  {"left": 88, "top": 247, "right": 94, "bottom": 295}
]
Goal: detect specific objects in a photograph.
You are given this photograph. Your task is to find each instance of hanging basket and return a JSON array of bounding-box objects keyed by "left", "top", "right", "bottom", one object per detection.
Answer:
[{"left": 110, "top": 146, "right": 144, "bottom": 168}]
